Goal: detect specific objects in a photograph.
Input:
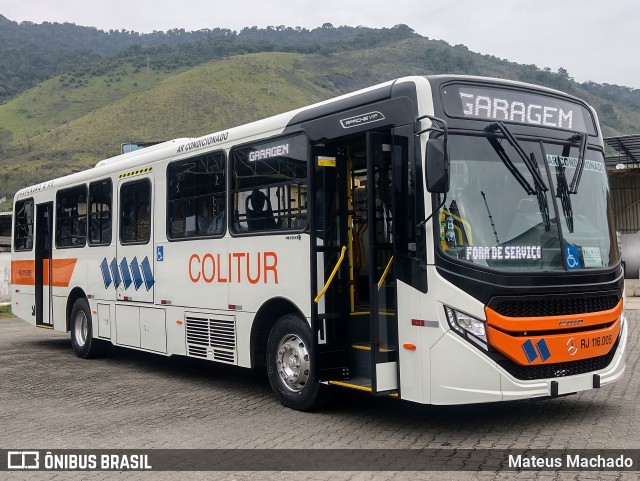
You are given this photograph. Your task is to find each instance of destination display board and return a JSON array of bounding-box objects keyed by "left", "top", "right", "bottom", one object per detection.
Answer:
[{"left": 441, "top": 84, "right": 596, "bottom": 134}]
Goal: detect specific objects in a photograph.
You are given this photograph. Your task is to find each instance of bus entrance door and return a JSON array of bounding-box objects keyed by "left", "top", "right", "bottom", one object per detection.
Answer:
[
  {"left": 34, "top": 202, "right": 53, "bottom": 328},
  {"left": 312, "top": 144, "right": 350, "bottom": 381},
  {"left": 361, "top": 132, "right": 398, "bottom": 394},
  {"left": 312, "top": 132, "right": 399, "bottom": 394}
]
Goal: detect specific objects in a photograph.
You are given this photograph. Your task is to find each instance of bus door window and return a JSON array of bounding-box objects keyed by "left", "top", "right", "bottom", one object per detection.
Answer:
[
  {"left": 347, "top": 142, "right": 370, "bottom": 308},
  {"left": 14, "top": 198, "right": 34, "bottom": 251}
]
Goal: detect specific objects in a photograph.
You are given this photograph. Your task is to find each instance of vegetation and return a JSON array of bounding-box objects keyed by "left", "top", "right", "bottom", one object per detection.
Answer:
[
  {"left": 0, "top": 18, "right": 639, "bottom": 206},
  {"left": 0, "top": 15, "right": 384, "bottom": 103},
  {"left": 0, "top": 304, "right": 14, "bottom": 319}
]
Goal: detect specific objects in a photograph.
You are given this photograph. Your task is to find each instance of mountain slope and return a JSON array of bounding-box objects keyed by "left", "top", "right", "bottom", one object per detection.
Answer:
[
  {"left": 0, "top": 15, "right": 382, "bottom": 103},
  {"left": 1, "top": 34, "right": 640, "bottom": 204},
  {"left": 0, "top": 52, "right": 336, "bottom": 194}
]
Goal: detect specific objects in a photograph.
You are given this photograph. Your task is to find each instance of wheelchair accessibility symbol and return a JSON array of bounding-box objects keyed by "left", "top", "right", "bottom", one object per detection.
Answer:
[{"left": 564, "top": 245, "right": 580, "bottom": 270}]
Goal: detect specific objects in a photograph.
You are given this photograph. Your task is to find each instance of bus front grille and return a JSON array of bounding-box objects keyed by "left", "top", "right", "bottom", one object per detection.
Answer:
[{"left": 491, "top": 294, "right": 620, "bottom": 318}]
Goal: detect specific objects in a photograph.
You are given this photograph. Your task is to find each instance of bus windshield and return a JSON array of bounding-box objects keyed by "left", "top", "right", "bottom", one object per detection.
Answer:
[{"left": 438, "top": 134, "right": 618, "bottom": 271}]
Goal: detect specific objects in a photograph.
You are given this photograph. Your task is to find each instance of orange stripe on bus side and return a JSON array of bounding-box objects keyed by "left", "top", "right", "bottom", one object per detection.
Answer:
[
  {"left": 49, "top": 258, "right": 78, "bottom": 287},
  {"left": 11, "top": 259, "right": 78, "bottom": 287},
  {"left": 10, "top": 260, "right": 34, "bottom": 285}
]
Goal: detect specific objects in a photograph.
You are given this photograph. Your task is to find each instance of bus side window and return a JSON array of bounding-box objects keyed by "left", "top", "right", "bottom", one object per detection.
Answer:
[
  {"left": 167, "top": 151, "right": 225, "bottom": 240},
  {"left": 245, "top": 189, "right": 277, "bottom": 230},
  {"left": 230, "top": 133, "right": 308, "bottom": 234},
  {"left": 120, "top": 179, "right": 151, "bottom": 244},
  {"left": 89, "top": 178, "right": 113, "bottom": 246},
  {"left": 56, "top": 185, "right": 87, "bottom": 248}
]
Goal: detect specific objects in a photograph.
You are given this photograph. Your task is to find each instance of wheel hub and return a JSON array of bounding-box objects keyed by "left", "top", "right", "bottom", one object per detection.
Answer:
[
  {"left": 74, "top": 310, "right": 88, "bottom": 347},
  {"left": 275, "top": 334, "right": 310, "bottom": 392}
]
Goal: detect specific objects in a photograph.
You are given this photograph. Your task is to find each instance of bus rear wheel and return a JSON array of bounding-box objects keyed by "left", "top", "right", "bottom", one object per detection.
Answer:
[
  {"left": 266, "top": 314, "right": 327, "bottom": 411},
  {"left": 70, "top": 298, "right": 104, "bottom": 359}
]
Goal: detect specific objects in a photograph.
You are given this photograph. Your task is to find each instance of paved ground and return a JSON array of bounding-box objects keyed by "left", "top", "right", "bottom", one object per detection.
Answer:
[{"left": 0, "top": 308, "right": 638, "bottom": 481}]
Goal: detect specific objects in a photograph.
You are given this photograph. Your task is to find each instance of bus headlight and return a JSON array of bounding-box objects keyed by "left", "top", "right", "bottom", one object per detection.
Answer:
[{"left": 444, "top": 306, "right": 488, "bottom": 349}]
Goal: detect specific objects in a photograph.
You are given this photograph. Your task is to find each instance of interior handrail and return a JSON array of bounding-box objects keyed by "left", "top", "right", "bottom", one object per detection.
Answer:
[
  {"left": 377, "top": 255, "right": 394, "bottom": 291},
  {"left": 314, "top": 246, "right": 347, "bottom": 304}
]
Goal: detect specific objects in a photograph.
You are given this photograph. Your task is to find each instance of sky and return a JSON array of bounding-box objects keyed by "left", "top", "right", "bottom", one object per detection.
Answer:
[{"left": 1, "top": 0, "right": 638, "bottom": 89}]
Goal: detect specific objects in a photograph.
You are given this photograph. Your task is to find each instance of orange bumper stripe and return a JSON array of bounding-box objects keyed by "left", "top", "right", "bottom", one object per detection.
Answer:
[
  {"left": 486, "top": 300, "right": 622, "bottom": 332},
  {"left": 485, "top": 301, "right": 622, "bottom": 366}
]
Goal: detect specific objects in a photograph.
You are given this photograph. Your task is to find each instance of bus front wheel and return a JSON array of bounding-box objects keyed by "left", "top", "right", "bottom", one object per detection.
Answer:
[
  {"left": 266, "top": 314, "right": 327, "bottom": 411},
  {"left": 70, "top": 298, "right": 104, "bottom": 359}
]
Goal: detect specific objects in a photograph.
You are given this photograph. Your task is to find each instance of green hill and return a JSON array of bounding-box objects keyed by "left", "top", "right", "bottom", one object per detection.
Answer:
[
  {"left": 0, "top": 52, "right": 336, "bottom": 195},
  {"left": 1, "top": 33, "right": 639, "bottom": 207}
]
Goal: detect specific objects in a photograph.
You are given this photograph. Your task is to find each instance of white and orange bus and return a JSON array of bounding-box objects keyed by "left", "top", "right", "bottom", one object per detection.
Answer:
[{"left": 11, "top": 75, "right": 627, "bottom": 410}]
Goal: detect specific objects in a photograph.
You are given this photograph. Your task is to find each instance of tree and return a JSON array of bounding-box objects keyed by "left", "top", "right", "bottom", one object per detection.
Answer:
[{"left": 557, "top": 67, "right": 571, "bottom": 80}]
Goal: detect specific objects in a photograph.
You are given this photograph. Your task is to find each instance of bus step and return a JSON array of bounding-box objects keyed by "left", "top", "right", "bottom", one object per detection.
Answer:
[
  {"left": 328, "top": 378, "right": 371, "bottom": 392},
  {"left": 350, "top": 310, "right": 396, "bottom": 317},
  {"left": 350, "top": 343, "right": 396, "bottom": 379},
  {"left": 328, "top": 379, "right": 399, "bottom": 398},
  {"left": 351, "top": 342, "right": 396, "bottom": 353}
]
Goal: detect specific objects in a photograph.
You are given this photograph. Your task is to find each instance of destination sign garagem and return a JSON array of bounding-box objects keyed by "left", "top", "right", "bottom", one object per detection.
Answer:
[{"left": 441, "top": 84, "right": 595, "bottom": 134}]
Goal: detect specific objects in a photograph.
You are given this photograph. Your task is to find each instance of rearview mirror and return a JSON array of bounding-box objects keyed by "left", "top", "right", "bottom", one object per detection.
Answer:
[{"left": 425, "top": 138, "right": 449, "bottom": 194}]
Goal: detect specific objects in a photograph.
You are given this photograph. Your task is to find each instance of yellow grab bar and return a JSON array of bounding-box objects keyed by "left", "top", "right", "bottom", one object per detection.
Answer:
[
  {"left": 314, "top": 246, "right": 347, "bottom": 304},
  {"left": 377, "top": 256, "right": 394, "bottom": 291}
]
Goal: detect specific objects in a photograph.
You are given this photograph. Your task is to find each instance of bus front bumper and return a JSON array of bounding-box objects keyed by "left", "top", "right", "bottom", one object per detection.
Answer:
[{"left": 428, "top": 316, "right": 627, "bottom": 405}]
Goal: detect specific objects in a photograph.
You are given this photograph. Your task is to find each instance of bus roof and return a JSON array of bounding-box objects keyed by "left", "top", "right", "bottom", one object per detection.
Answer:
[{"left": 14, "top": 74, "right": 594, "bottom": 200}]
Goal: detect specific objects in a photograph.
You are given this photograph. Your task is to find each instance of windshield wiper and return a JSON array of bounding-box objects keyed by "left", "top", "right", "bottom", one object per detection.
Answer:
[
  {"left": 555, "top": 162, "right": 574, "bottom": 233},
  {"left": 485, "top": 122, "right": 549, "bottom": 193},
  {"left": 485, "top": 129, "right": 536, "bottom": 195},
  {"left": 545, "top": 135, "right": 585, "bottom": 234},
  {"left": 567, "top": 132, "right": 587, "bottom": 194},
  {"left": 534, "top": 159, "right": 551, "bottom": 232},
  {"left": 485, "top": 122, "right": 551, "bottom": 231}
]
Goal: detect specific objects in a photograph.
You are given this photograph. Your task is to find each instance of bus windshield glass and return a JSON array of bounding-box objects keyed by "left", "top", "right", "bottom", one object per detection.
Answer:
[{"left": 438, "top": 134, "right": 618, "bottom": 271}]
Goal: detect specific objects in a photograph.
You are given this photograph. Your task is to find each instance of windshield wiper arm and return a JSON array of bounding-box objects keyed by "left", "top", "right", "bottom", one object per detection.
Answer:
[
  {"left": 567, "top": 132, "right": 587, "bottom": 194},
  {"left": 551, "top": 136, "right": 584, "bottom": 233},
  {"left": 531, "top": 150, "right": 551, "bottom": 232},
  {"left": 485, "top": 127, "right": 537, "bottom": 195},
  {"left": 485, "top": 122, "right": 550, "bottom": 231},
  {"left": 486, "top": 122, "right": 549, "bottom": 193},
  {"left": 556, "top": 166, "right": 574, "bottom": 232}
]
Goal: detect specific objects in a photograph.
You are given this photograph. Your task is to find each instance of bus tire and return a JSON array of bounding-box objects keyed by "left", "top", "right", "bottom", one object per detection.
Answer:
[
  {"left": 70, "top": 297, "right": 104, "bottom": 359},
  {"left": 267, "top": 314, "right": 327, "bottom": 411}
]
